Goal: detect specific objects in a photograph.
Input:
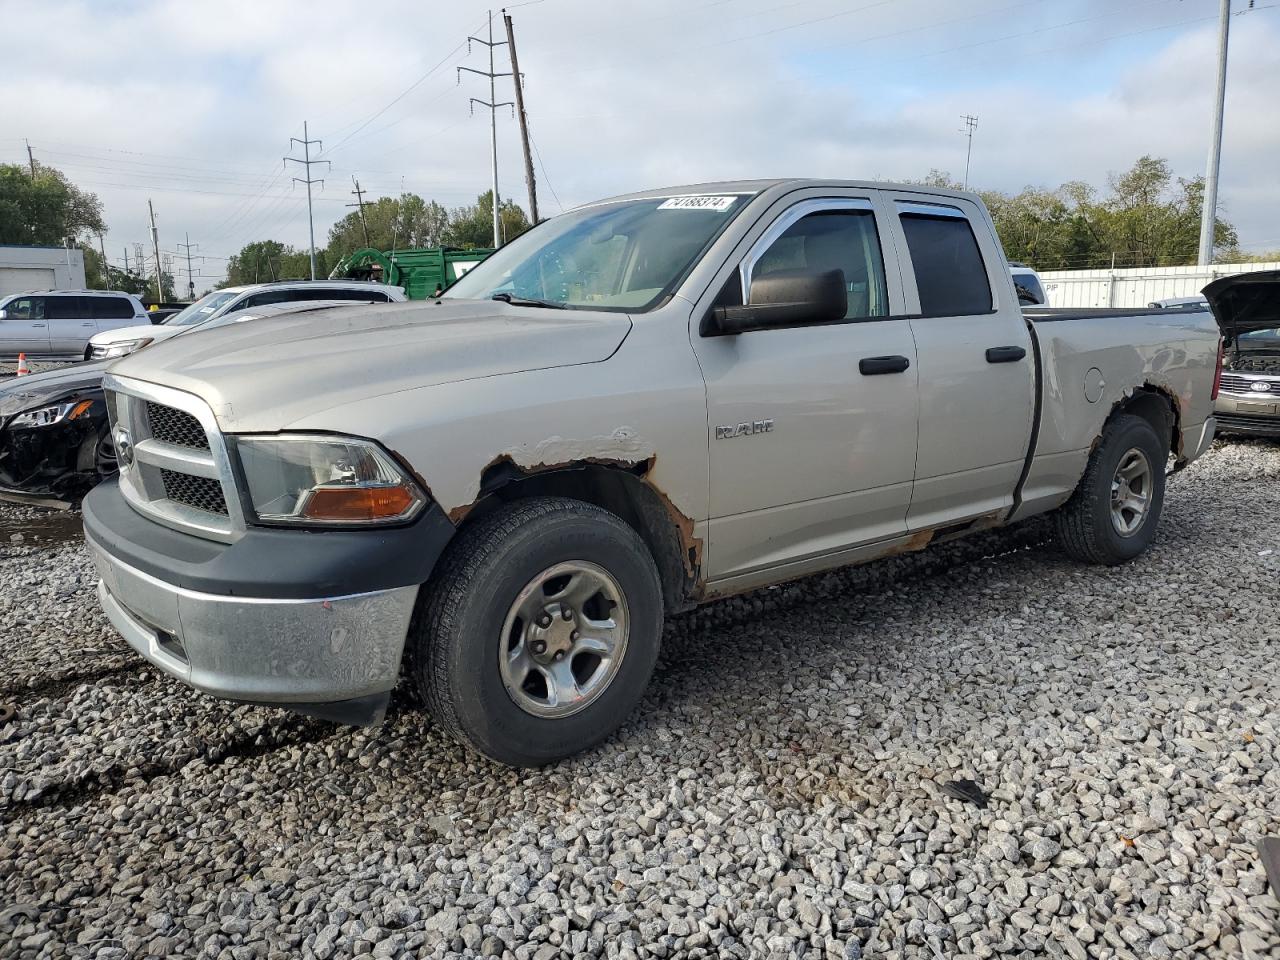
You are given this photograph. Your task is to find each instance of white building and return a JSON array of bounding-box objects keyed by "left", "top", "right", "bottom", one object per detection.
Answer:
[
  {"left": 1041, "top": 261, "right": 1280, "bottom": 309},
  {"left": 0, "top": 244, "right": 87, "bottom": 297}
]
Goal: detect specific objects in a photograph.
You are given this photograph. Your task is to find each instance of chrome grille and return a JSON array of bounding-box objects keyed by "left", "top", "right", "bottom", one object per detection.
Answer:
[
  {"left": 1220, "top": 373, "right": 1280, "bottom": 395},
  {"left": 146, "top": 402, "right": 209, "bottom": 449},
  {"left": 102, "top": 373, "right": 244, "bottom": 543},
  {"left": 160, "top": 469, "right": 228, "bottom": 516}
]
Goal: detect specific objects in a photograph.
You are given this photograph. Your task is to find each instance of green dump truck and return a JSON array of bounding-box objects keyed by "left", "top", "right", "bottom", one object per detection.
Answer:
[{"left": 332, "top": 247, "right": 495, "bottom": 300}]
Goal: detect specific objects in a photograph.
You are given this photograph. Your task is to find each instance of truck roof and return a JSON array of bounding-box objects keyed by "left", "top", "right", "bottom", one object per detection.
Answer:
[{"left": 584, "top": 178, "right": 983, "bottom": 209}]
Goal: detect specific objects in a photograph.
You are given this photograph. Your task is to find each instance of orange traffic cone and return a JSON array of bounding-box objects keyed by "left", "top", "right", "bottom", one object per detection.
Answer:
[{"left": 15, "top": 353, "right": 30, "bottom": 376}]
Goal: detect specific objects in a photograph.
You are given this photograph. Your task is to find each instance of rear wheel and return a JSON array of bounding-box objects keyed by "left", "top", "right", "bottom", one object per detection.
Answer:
[
  {"left": 1054, "top": 413, "right": 1168, "bottom": 565},
  {"left": 407, "top": 497, "right": 663, "bottom": 766}
]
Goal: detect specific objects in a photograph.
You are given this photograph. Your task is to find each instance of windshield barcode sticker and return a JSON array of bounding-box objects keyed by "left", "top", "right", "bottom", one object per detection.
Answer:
[{"left": 657, "top": 195, "right": 738, "bottom": 212}]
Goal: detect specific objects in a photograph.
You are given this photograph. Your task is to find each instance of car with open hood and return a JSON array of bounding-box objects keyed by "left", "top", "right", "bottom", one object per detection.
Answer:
[{"left": 1206, "top": 270, "right": 1280, "bottom": 436}]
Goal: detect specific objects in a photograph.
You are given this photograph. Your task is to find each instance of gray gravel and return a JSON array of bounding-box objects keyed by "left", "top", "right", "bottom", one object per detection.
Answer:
[{"left": 2, "top": 438, "right": 1279, "bottom": 959}]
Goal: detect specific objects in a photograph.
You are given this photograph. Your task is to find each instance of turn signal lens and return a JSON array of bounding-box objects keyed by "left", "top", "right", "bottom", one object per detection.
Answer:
[{"left": 301, "top": 484, "right": 418, "bottom": 521}]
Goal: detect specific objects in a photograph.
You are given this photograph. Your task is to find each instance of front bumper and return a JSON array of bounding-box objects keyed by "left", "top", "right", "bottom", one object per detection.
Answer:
[
  {"left": 83, "top": 479, "right": 454, "bottom": 724},
  {"left": 1214, "top": 393, "right": 1280, "bottom": 436}
]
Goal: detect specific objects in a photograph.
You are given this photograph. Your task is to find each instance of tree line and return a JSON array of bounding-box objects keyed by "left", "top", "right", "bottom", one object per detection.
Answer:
[
  {"left": 220, "top": 190, "right": 530, "bottom": 287},
  {"left": 2, "top": 157, "right": 1276, "bottom": 303},
  {"left": 923, "top": 156, "right": 1262, "bottom": 270}
]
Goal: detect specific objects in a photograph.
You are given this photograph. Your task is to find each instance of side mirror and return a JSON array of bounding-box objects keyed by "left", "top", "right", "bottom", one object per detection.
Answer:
[
  {"left": 710, "top": 268, "right": 847, "bottom": 335},
  {"left": 0, "top": 309, "right": 7, "bottom": 320}
]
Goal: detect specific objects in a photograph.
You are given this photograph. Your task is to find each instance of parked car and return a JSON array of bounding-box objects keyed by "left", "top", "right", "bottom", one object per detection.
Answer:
[
  {"left": 1010, "top": 263, "right": 1047, "bottom": 305},
  {"left": 0, "top": 300, "right": 385, "bottom": 504},
  {"left": 86, "top": 178, "right": 1226, "bottom": 766},
  {"left": 1150, "top": 295, "right": 1209, "bottom": 311},
  {"left": 86, "top": 279, "right": 406, "bottom": 360},
  {"left": 1206, "top": 270, "right": 1280, "bottom": 436},
  {"left": 0, "top": 290, "right": 150, "bottom": 361}
]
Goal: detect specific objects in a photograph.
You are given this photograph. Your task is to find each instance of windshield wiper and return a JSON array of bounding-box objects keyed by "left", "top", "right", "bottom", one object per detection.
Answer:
[{"left": 490, "top": 292, "right": 566, "bottom": 309}]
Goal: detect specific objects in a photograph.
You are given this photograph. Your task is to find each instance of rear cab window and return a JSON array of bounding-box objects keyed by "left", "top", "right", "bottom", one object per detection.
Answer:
[{"left": 897, "top": 203, "right": 993, "bottom": 316}]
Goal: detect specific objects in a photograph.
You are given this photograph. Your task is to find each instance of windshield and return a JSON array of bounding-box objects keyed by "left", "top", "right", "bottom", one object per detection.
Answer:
[
  {"left": 163, "top": 290, "right": 240, "bottom": 327},
  {"left": 1239, "top": 328, "right": 1280, "bottom": 349},
  {"left": 443, "top": 194, "right": 749, "bottom": 311}
]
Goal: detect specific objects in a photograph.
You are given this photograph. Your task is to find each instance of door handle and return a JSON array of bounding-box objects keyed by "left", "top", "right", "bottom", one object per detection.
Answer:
[
  {"left": 985, "top": 345, "right": 1027, "bottom": 363},
  {"left": 859, "top": 355, "right": 911, "bottom": 375},
  {"left": 31, "top": 323, "right": 46, "bottom": 328}
]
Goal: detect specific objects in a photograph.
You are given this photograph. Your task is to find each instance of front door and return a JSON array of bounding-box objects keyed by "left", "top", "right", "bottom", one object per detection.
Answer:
[
  {"left": 691, "top": 195, "right": 920, "bottom": 586},
  {"left": 0, "top": 296, "right": 51, "bottom": 358}
]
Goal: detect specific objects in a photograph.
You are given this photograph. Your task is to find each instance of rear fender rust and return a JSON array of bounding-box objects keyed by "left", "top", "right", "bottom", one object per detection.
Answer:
[{"left": 1100, "top": 381, "right": 1185, "bottom": 460}]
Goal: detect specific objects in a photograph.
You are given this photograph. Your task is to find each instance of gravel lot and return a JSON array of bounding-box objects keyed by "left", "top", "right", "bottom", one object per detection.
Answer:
[{"left": 1, "top": 439, "right": 1278, "bottom": 959}]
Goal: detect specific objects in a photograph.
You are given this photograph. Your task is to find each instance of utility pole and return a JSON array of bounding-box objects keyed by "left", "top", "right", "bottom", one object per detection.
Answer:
[
  {"left": 284, "top": 121, "right": 330, "bottom": 279},
  {"left": 349, "top": 176, "right": 371, "bottom": 247},
  {"left": 148, "top": 200, "right": 163, "bottom": 303},
  {"left": 503, "top": 10, "right": 538, "bottom": 224},
  {"left": 123, "top": 246, "right": 130, "bottom": 279},
  {"left": 177, "top": 233, "right": 200, "bottom": 300},
  {"left": 98, "top": 234, "right": 111, "bottom": 290},
  {"left": 960, "top": 115, "right": 978, "bottom": 190},
  {"left": 1198, "top": 0, "right": 1231, "bottom": 266},
  {"left": 25, "top": 139, "right": 36, "bottom": 178},
  {"left": 459, "top": 11, "right": 514, "bottom": 248}
]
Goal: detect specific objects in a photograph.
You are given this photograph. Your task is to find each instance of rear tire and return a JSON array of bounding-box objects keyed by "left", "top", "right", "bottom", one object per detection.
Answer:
[
  {"left": 1054, "top": 413, "right": 1168, "bottom": 565},
  {"left": 407, "top": 496, "right": 663, "bottom": 766}
]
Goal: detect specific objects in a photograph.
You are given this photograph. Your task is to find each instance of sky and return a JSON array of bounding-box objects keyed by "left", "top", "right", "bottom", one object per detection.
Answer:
[{"left": 2, "top": 0, "right": 1277, "bottom": 290}]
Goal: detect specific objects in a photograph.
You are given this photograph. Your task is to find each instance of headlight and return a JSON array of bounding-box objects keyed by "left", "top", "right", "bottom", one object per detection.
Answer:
[
  {"left": 8, "top": 399, "right": 94, "bottom": 429},
  {"left": 233, "top": 434, "right": 425, "bottom": 525},
  {"left": 97, "top": 338, "right": 154, "bottom": 359}
]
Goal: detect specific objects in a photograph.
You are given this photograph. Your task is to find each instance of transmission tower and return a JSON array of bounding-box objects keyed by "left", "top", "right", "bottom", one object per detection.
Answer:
[
  {"left": 960, "top": 115, "right": 978, "bottom": 190},
  {"left": 284, "top": 122, "right": 330, "bottom": 279},
  {"left": 459, "top": 11, "right": 514, "bottom": 248}
]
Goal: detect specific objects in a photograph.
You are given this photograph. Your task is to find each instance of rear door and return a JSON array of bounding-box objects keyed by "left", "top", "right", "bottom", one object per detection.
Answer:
[
  {"left": 691, "top": 191, "right": 920, "bottom": 585},
  {"left": 884, "top": 195, "right": 1035, "bottom": 529},
  {"left": 0, "top": 295, "right": 51, "bottom": 357},
  {"left": 46, "top": 295, "right": 98, "bottom": 357}
]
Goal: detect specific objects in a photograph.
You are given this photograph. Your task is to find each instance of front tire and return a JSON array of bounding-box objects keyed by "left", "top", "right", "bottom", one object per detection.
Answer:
[
  {"left": 408, "top": 497, "right": 663, "bottom": 766},
  {"left": 1054, "top": 413, "right": 1168, "bottom": 565}
]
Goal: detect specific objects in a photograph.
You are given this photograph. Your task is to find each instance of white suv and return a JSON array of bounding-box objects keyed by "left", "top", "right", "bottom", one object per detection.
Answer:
[
  {"left": 87, "top": 280, "right": 406, "bottom": 360},
  {"left": 0, "top": 290, "right": 150, "bottom": 360}
]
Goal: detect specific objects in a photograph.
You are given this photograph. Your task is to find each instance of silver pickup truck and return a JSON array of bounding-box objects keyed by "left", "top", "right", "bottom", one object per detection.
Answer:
[{"left": 83, "top": 180, "right": 1225, "bottom": 766}]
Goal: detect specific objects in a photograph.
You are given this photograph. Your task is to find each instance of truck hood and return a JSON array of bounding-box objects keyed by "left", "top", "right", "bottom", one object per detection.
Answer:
[
  {"left": 106, "top": 300, "right": 633, "bottom": 431},
  {"left": 1204, "top": 270, "right": 1280, "bottom": 344},
  {"left": 0, "top": 360, "right": 111, "bottom": 417}
]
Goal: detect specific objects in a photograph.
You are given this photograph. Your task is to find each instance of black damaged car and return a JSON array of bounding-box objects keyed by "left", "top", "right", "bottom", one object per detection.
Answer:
[{"left": 0, "top": 361, "right": 115, "bottom": 505}]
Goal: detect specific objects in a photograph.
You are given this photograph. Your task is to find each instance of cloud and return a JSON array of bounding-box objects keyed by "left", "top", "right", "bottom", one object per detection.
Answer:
[{"left": 1, "top": 0, "right": 1276, "bottom": 286}]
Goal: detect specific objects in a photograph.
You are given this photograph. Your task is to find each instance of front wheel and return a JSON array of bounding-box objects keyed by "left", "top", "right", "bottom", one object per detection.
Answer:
[
  {"left": 407, "top": 497, "right": 663, "bottom": 766},
  {"left": 1054, "top": 413, "right": 1168, "bottom": 565}
]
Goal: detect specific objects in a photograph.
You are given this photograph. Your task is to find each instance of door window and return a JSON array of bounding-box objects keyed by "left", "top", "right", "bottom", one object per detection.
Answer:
[
  {"left": 45, "top": 297, "right": 86, "bottom": 320},
  {"left": 5, "top": 297, "right": 45, "bottom": 321},
  {"left": 898, "top": 210, "right": 993, "bottom": 316},
  {"left": 748, "top": 209, "right": 888, "bottom": 320}
]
